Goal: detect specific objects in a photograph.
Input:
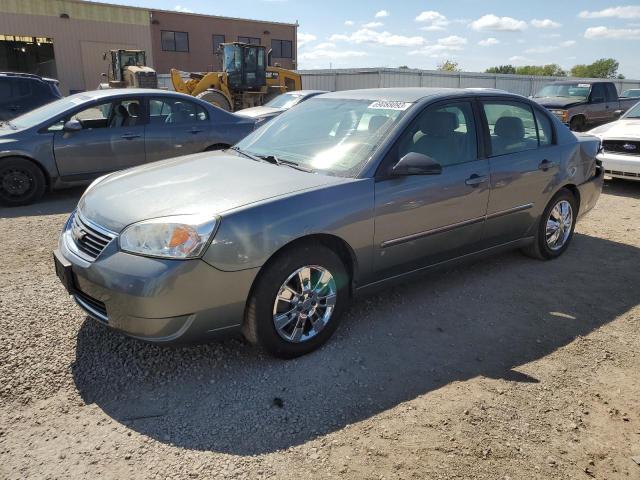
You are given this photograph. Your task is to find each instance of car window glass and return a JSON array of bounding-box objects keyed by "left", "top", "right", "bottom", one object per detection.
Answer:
[
  {"left": 606, "top": 84, "right": 618, "bottom": 102},
  {"left": 590, "top": 84, "right": 605, "bottom": 102},
  {"left": 482, "top": 101, "right": 538, "bottom": 156},
  {"left": 67, "top": 99, "right": 142, "bottom": 129},
  {"left": 150, "top": 98, "right": 208, "bottom": 125},
  {"left": 534, "top": 109, "right": 553, "bottom": 147},
  {"left": 396, "top": 102, "right": 477, "bottom": 167}
]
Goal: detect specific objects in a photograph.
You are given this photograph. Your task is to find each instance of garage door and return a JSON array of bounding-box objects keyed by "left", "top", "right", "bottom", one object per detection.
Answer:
[{"left": 80, "top": 41, "right": 136, "bottom": 91}]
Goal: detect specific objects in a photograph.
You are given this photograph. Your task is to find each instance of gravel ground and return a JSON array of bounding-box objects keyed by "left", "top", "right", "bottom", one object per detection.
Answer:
[{"left": 1, "top": 180, "right": 639, "bottom": 480}]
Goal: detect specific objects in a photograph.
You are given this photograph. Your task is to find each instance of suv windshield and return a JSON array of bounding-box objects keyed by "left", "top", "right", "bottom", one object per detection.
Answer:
[
  {"left": 11, "top": 94, "right": 91, "bottom": 129},
  {"left": 535, "top": 83, "right": 590, "bottom": 99},
  {"left": 235, "top": 98, "right": 412, "bottom": 177},
  {"left": 265, "top": 93, "right": 305, "bottom": 109}
]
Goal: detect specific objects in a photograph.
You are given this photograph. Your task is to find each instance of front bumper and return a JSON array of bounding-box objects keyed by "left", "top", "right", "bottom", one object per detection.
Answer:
[
  {"left": 598, "top": 152, "right": 640, "bottom": 181},
  {"left": 56, "top": 221, "right": 259, "bottom": 343},
  {"left": 577, "top": 165, "right": 604, "bottom": 219}
]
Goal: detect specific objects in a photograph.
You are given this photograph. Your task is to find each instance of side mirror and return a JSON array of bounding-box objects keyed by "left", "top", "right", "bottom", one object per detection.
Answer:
[
  {"left": 63, "top": 119, "right": 82, "bottom": 132},
  {"left": 392, "top": 152, "right": 442, "bottom": 176}
]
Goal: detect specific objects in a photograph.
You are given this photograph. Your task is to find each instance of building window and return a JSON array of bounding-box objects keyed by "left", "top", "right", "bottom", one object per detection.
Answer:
[
  {"left": 212, "top": 34, "right": 225, "bottom": 53},
  {"left": 271, "top": 39, "right": 292, "bottom": 58},
  {"left": 238, "top": 36, "right": 260, "bottom": 45},
  {"left": 161, "top": 31, "right": 189, "bottom": 52}
]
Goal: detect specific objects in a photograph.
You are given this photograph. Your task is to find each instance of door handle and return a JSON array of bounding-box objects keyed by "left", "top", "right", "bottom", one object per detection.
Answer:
[
  {"left": 121, "top": 133, "right": 141, "bottom": 140},
  {"left": 538, "top": 159, "right": 557, "bottom": 171},
  {"left": 465, "top": 174, "right": 488, "bottom": 186}
]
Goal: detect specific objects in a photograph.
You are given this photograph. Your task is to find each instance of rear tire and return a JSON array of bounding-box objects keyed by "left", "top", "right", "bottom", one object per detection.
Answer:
[
  {"left": 522, "top": 189, "right": 578, "bottom": 260},
  {"left": 243, "top": 242, "right": 349, "bottom": 358},
  {"left": 196, "top": 90, "right": 232, "bottom": 111},
  {"left": 0, "top": 158, "right": 46, "bottom": 206}
]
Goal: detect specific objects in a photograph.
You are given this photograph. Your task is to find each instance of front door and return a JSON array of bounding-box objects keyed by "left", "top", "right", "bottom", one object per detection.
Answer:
[
  {"left": 479, "top": 99, "right": 560, "bottom": 246},
  {"left": 373, "top": 100, "right": 490, "bottom": 279},
  {"left": 52, "top": 97, "right": 146, "bottom": 179},
  {"left": 145, "top": 96, "right": 211, "bottom": 162}
]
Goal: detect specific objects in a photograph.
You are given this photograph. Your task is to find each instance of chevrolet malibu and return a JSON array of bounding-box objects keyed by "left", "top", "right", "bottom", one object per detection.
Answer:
[{"left": 54, "top": 88, "right": 604, "bottom": 358}]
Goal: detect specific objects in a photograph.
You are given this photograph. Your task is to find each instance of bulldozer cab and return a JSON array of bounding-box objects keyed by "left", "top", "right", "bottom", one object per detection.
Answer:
[
  {"left": 108, "top": 50, "right": 147, "bottom": 82},
  {"left": 222, "top": 43, "right": 266, "bottom": 91}
]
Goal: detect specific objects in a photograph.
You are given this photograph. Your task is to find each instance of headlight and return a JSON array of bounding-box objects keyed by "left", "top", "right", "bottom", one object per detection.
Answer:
[
  {"left": 119, "top": 215, "right": 218, "bottom": 259},
  {"left": 551, "top": 109, "right": 569, "bottom": 123}
]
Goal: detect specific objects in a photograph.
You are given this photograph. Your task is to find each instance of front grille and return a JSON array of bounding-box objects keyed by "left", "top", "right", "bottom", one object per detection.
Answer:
[
  {"left": 74, "top": 289, "right": 108, "bottom": 323},
  {"left": 602, "top": 140, "right": 640, "bottom": 156},
  {"left": 70, "top": 212, "right": 116, "bottom": 260},
  {"left": 605, "top": 169, "right": 640, "bottom": 178}
]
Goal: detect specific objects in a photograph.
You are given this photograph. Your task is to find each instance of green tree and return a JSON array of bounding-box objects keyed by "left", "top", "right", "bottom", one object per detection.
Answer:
[
  {"left": 515, "top": 64, "right": 567, "bottom": 76},
  {"left": 437, "top": 59, "right": 461, "bottom": 72},
  {"left": 398, "top": 65, "right": 410, "bottom": 70},
  {"left": 485, "top": 65, "right": 516, "bottom": 74},
  {"left": 570, "top": 58, "right": 620, "bottom": 78}
]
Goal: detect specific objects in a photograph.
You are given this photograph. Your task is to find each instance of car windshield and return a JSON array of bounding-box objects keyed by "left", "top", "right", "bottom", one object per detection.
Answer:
[
  {"left": 623, "top": 102, "right": 640, "bottom": 119},
  {"left": 265, "top": 93, "right": 306, "bottom": 109},
  {"left": 621, "top": 89, "right": 640, "bottom": 98},
  {"left": 10, "top": 94, "right": 92, "bottom": 129},
  {"left": 535, "top": 83, "right": 590, "bottom": 99},
  {"left": 235, "top": 97, "right": 412, "bottom": 177}
]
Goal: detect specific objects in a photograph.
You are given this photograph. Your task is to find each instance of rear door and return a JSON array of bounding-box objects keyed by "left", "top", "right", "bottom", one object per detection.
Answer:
[
  {"left": 479, "top": 99, "right": 560, "bottom": 246},
  {"left": 52, "top": 97, "right": 146, "bottom": 179},
  {"left": 145, "top": 96, "right": 211, "bottom": 162}
]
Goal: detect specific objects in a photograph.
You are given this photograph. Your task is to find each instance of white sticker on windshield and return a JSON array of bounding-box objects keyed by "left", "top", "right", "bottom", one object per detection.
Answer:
[
  {"left": 578, "top": 84, "right": 591, "bottom": 88},
  {"left": 368, "top": 101, "right": 412, "bottom": 111}
]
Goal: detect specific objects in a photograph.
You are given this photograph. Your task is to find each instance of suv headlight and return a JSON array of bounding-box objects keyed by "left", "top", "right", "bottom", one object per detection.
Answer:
[{"left": 120, "top": 215, "right": 218, "bottom": 259}]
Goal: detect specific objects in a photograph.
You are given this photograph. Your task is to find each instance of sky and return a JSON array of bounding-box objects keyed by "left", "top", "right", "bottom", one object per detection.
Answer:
[{"left": 94, "top": 0, "right": 640, "bottom": 78}]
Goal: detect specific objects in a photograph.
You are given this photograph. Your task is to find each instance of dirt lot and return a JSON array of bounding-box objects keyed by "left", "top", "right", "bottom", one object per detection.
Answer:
[{"left": 0, "top": 180, "right": 639, "bottom": 480}]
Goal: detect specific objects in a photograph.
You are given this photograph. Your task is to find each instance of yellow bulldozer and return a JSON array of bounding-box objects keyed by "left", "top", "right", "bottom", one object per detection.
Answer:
[{"left": 171, "top": 42, "right": 301, "bottom": 111}]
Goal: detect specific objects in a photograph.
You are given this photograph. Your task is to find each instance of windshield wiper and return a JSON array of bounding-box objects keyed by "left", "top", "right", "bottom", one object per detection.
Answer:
[
  {"left": 230, "top": 146, "right": 264, "bottom": 163},
  {"left": 257, "top": 154, "right": 314, "bottom": 173}
]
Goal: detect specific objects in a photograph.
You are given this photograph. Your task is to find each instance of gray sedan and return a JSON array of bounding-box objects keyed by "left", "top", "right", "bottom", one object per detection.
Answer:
[
  {"left": 54, "top": 88, "right": 604, "bottom": 358},
  {"left": 0, "top": 89, "right": 255, "bottom": 206}
]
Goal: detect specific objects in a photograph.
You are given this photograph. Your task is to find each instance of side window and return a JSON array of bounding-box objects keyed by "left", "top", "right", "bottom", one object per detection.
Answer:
[
  {"left": 69, "top": 101, "right": 113, "bottom": 129},
  {"left": 482, "top": 101, "right": 538, "bottom": 156},
  {"left": 65, "top": 98, "right": 142, "bottom": 130},
  {"left": 397, "top": 101, "right": 478, "bottom": 167},
  {"left": 590, "top": 84, "right": 606, "bottom": 103},
  {"left": 534, "top": 109, "right": 554, "bottom": 147},
  {"left": 606, "top": 84, "right": 618, "bottom": 102},
  {"left": 149, "top": 98, "right": 208, "bottom": 125}
]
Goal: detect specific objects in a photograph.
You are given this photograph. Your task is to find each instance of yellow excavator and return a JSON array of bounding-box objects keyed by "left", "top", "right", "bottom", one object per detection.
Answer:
[{"left": 171, "top": 42, "right": 301, "bottom": 111}]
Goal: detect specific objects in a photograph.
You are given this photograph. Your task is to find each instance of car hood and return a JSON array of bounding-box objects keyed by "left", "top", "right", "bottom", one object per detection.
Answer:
[
  {"left": 235, "top": 106, "right": 284, "bottom": 118},
  {"left": 589, "top": 119, "right": 640, "bottom": 139},
  {"left": 79, "top": 151, "right": 348, "bottom": 233},
  {"left": 533, "top": 97, "right": 585, "bottom": 109}
]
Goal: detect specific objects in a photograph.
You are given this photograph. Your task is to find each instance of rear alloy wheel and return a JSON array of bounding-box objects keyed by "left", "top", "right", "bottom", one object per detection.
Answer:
[
  {"left": 522, "top": 189, "right": 577, "bottom": 260},
  {"left": 0, "top": 158, "right": 46, "bottom": 206},
  {"left": 244, "top": 243, "right": 349, "bottom": 358}
]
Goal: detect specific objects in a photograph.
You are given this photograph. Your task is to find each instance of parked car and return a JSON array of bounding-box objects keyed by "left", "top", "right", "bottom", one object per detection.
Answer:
[
  {"left": 620, "top": 89, "right": 640, "bottom": 99},
  {"left": 235, "top": 90, "right": 327, "bottom": 124},
  {"left": 533, "top": 81, "right": 637, "bottom": 132},
  {"left": 0, "top": 89, "right": 256, "bottom": 206},
  {"left": 54, "top": 88, "right": 603, "bottom": 358},
  {"left": 0, "top": 72, "right": 62, "bottom": 121},
  {"left": 588, "top": 100, "right": 640, "bottom": 181}
]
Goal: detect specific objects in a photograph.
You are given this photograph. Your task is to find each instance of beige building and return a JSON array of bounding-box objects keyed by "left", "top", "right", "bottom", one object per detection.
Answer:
[{"left": 0, "top": 0, "right": 297, "bottom": 94}]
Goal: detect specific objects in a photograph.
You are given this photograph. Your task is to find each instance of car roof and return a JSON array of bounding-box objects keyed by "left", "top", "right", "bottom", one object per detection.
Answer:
[
  {"left": 71, "top": 88, "right": 193, "bottom": 100},
  {"left": 318, "top": 87, "right": 524, "bottom": 102}
]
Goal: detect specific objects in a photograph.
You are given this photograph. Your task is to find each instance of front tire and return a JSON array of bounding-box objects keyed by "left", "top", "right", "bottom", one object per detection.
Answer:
[
  {"left": 570, "top": 116, "right": 586, "bottom": 132},
  {"left": 0, "top": 158, "right": 46, "bottom": 206},
  {"left": 196, "top": 90, "right": 232, "bottom": 111},
  {"left": 522, "top": 189, "right": 578, "bottom": 260},
  {"left": 243, "top": 243, "right": 349, "bottom": 358}
]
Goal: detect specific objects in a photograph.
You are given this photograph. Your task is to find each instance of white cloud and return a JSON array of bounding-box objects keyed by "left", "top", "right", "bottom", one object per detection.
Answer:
[
  {"left": 297, "top": 32, "right": 317, "bottom": 48},
  {"left": 478, "top": 37, "right": 500, "bottom": 46},
  {"left": 579, "top": 6, "right": 640, "bottom": 19},
  {"left": 541, "top": 33, "right": 562, "bottom": 38},
  {"left": 415, "top": 11, "right": 449, "bottom": 31},
  {"left": 409, "top": 35, "right": 467, "bottom": 57},
  {"left": 584, "top": 26, "right": 640, "bottom": 39},
  {"left": 299, "top": 47, "right": 367, "bottom": 60},
  {"left": 531, "top": 18, "right": 562, "bottom": 28},
  {"left": 344, "top": 20, "right": 354, "bottom": 26},
  {"left": 174, "top": 5, "right": 193, "bottom": 13},
  {"left": 509, "top": 55, "right": 530, "bottom": 63},
  {"left": 470, "top": 14, "right": 528, "bottom": 32},
  {"left": 315, "top": 42, "right": 336, "bottom": 49},
  {"left": 561, "top": 40, "right": 576, "bottom": 47},
  {"left": 362, "top": 21, "right": 383, "bottom": 28},
  {"left": 330, "top": 28, "right": 425, "bottom": 47},
  {"left": 525, "top": 45, "right": 557, "bottom": 54},
  {"left": 375, "top": 10, "right": 389, "bottom": 18}
]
